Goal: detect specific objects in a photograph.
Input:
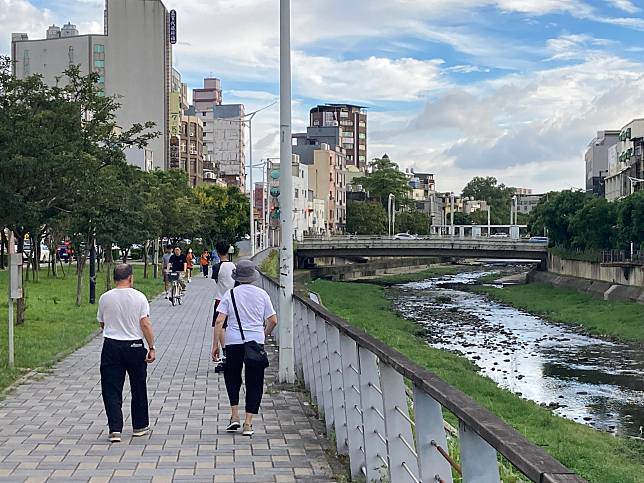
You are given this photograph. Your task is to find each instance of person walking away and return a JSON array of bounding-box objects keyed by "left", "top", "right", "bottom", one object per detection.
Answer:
[
  {"left": 211, "top": 241, "right": 235, "bottom": 366},
  {"left": 97, "top": 264, "right": 156, "bottom": 443},
  {"left": 162, "top": 245, "right": 173, "bottom": 298},
  {"left": 200, "top": 250, "right": 210, "bottom": 278},
  {"left": 186, "top": 248, "right": 194, "bottom": 283},
  {"left": 213, "top": 260, "right": 277, "bottom": 436},
  {"left": 167, "top": 246, "right": 187, "bottom": 293}
]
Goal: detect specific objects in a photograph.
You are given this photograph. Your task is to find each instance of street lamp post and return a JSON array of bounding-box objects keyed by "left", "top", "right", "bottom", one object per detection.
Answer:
[
  {"left": 450, "top": 192, "right": 455, "bottom": 236},
  {"left": 387, "top": 194, "right": 395, "bottom": 237},
  {"left": 279, "top": 0, "right": 295, "bottom": 384}
]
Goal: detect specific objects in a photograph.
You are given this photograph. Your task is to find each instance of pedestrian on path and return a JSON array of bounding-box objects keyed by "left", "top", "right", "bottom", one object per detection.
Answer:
[
  {"left": 97, "top": 264, "right": 156, "bottom": 443},
  {"left": 186, "top": 248, "right": 194, "bottom": 283},
  {"left": 211, "top": 240, "right": 235, "bottom": 366},
  {"left": 199, "top": 249, "right": 210, "bottom": 278},
  {"left": 213, "top": 260, "right": 277, "bottom": 436},
  {"left": 162, "top": 245, "right": 172, "bottom": 298}
]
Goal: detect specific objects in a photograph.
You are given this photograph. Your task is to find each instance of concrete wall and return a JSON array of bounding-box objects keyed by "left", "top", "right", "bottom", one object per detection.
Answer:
[
  {"left": 529, "top": 271, "right": 644, "bottom": 304},
  {"left": 548, "top": 254, "right": 644, "bottom": 287}
]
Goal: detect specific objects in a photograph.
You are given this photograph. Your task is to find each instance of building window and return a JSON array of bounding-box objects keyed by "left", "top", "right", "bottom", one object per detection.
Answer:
[
  {"left": 295, "top": 188, "right": 299, "bottom": 198},
  {"left": 340, "top": 111, "right": 349, "bottom": 118},
  {"left": 94, "top": 59, "right": 105, "bottom": 68},
  {"left": 94, "top": 44, "right": 105, "bottom": 53},
  {"left": 190, "top": 140, "right": 197, "bottom": 154},
  {"left": 358, "top": 133, "right": 366, "bottom": 139},
  {"left": 190, "top": 123, "right": 196, "bottom": 137}
]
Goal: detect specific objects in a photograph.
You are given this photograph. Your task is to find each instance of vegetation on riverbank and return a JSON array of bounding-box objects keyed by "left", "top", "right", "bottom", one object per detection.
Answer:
[
  {"left": 309, "top": 279, "right": 644, "bottom": 483},
  {"left": 0, "top": 267, "right": 163, "bottom": 395},
  {"left": 259, "top": 249, "right": 279, "bottom": 279},
  {"left": 472, "top": 283, "right": 644, "bottom": 343}
]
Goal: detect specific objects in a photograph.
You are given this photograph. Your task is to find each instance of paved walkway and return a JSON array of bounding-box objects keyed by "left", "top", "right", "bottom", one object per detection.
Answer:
[{"left": 0, "top": 277, "right": 337, "bottom": 482}]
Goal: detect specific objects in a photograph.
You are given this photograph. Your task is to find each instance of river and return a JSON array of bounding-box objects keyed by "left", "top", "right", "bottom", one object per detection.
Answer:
[{"left": 391, "top": 270, "right": 644, "bottom": 437}]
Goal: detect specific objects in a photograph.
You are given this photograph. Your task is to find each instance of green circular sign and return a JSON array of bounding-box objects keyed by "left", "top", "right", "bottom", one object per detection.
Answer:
[
  {"left": 270, "top": 169, "right": 280, "bottom": 180},
  {"left": 270, "top": 187, "right": 280, "bottom": 197}
]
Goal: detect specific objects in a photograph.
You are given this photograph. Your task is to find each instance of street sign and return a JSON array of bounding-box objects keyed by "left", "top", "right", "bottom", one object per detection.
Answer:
[
  {"left": 169, "top": 10, "right": 177, "bottom": 44},
  {"left": 9, "top": 254, "right": 22, "bottom": 300}
]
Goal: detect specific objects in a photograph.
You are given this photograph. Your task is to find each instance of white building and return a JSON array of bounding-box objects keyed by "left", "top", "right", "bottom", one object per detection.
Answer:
[
  {"left": 11, "top": 0, "right": 171, "bottom": 171},
  {"left": 604, "top": 119, "right": 644, "bottom": 201},
  {"left": 198, "top": 104, "right": 246, "bottom": 189}
]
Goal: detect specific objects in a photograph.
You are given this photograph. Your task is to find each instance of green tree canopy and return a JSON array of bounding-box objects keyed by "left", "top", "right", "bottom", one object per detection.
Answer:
[
  {"left": 569, "top": 197, "right": 617, "bottom": 250},
  {"left": 395, "top": 210, "right": 430, "bottom": 235},
  {"left": 194, "top": 184, "right": 250, "bottom": 245},
  {"left": 461, "top": 176, "right": 514, "bottom": 225},
  {"left": 346, "top": 202, "right": 387, "bottom": 235},
  {"left": 353, "top": 156, "right": 411, "bottom": 209}
]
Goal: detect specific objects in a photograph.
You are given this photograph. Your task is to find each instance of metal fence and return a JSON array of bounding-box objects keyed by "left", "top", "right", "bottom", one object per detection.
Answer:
[
  {"left": 257, "top": 273, "right": 586, "bottom": 483},
  {"left": 601, "top": 249, "right": 644, "bottom": 265}
]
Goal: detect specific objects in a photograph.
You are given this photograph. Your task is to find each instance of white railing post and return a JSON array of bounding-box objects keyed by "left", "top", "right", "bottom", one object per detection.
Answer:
[
  {"left": 316, "top": 315, "right": 335, "bottom": 433},
  {"left": 459, "top": 422, "right": 501, "bottom": 483},
  {"left": 340, "top": 333, "right": 366, "bottom": 477},
  {"left": 326, "top": 324, "right": 348, "bottom": 455},
  {"left": 299, "top": 307, "right": 314, "bottom": 391},
  {"left": 413, "top": 386, "right": 454, "bottom": 483},
  {"left": 358, "top": 349, "right": 388, "bottom": 481},
  {"left": 292, "top": 301, "right": 304, "bottom": 381},
  {"left": 381, "top": 364, "right": 419, "bottom": 482},
  {"left": 309, "top": 310, "right": 325, "bottom": 412}
]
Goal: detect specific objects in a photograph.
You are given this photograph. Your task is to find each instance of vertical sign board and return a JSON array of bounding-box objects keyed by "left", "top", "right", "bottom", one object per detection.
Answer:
[
  {"left": 169, "top": 10, "right": 177, "bottom": 44},
  {"left": 169, "top": 91, "right": 181, "bottom": 137},
  {"left": 9, "top": 254, "right": 23, "bottom": 299}
]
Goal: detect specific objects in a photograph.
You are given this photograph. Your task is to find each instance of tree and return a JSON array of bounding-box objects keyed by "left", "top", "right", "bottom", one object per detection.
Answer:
[
  {"left": 461, "top": 176, "right": 514, "bottom": 225},
  {"left": 616, "top": 191, "right": 644, "bottom": 250},
  {"left": 569, "top": 197, "right": 616, "bottom": 250},
  {"left": 528, "top": 190, "right": 591, "bottom": 247},
  {"left": 346, "top": 202, "right": 387, "bottom": 235},
  {"left": 194, "top": 184, "right": 250, "bottom": 245},
  {"left": 396, "top": 210, "right": 430, "bottom": 235},
  {"left": 353, "top": 156, "right": 411, "bottom": 209}
]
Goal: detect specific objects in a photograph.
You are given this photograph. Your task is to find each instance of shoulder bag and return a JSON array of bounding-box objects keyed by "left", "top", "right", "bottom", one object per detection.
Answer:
[{"left": 230, "top": 288, "right": 270, "bottom": 369}]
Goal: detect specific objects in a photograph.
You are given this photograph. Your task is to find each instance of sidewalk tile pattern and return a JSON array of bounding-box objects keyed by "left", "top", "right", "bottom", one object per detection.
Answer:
[{"left": 0, "top": 277, "right": 337, "bottom": 482}]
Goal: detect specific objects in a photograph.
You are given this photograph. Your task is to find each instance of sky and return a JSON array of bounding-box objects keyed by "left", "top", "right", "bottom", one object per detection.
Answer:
[{"left": 2, "top": 0, "right": 644, "bottom": 193}]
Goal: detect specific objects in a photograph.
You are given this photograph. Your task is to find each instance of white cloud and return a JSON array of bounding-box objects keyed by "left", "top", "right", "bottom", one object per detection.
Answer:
[{"left": 607, "top": 0, "right": 640, "bottom": 14}]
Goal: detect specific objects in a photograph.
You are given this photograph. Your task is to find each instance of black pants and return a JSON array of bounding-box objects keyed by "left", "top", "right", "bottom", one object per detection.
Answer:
[
  {"left": 224, "top": 343, "right": 265, "bottom": 414},
  {"left": 202, "top": 265, "right": 209, "bottom": 277},
  {"left": 100, "top": 338, "right": 149, "bottom": 432}
]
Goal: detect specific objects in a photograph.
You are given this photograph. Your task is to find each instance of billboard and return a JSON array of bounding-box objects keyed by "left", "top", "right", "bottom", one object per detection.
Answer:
[
  {"left": 169, "top": 10, "right": 177, "bottom": 44},
  {"left": 169, "top": 91, "right": 181, "bottom": 137}
]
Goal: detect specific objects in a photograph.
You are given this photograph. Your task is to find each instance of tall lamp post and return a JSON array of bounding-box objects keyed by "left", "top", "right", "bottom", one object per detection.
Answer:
[
  {"left": 279, "top": 0, "right": 295, "bottom": 384},
  {"left": 387, "top": 194, "right": 396, "bottom": 237}
]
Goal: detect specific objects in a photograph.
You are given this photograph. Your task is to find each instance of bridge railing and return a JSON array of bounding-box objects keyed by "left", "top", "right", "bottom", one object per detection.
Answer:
[{"left": 257, "top": 272, "right": 586, "bottom": 483}]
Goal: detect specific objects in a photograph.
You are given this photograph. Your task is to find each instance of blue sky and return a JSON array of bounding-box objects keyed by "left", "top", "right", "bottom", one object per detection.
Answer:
[{"left": 3, "top": 0, "right": 644, "bottom": 192}]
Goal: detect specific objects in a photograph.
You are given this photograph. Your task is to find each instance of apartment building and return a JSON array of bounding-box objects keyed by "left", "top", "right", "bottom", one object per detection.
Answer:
[
  {"left": 12, "top": 0, "right": 171, "bottom": 171},
  {"left": 309, "top": 104, "right": 367, "bottom": 170},
  {"left": 307, "top": 144, "right": 347, "bottom": 233},
  {"left": 585, "top": 131, "right": 620, "bottom": 197},
  {"left": 179, "top": 108, "right": 204, "bottom": 186},
  {"left": 605, "top": 120, "right": 644, "bottom": 201},
  {"left": 193, "top": 78, "right": 222, "bottom": 112}
]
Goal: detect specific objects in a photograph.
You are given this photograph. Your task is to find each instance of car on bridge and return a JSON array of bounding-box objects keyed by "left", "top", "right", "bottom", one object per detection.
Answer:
[
  {"left": 528, "top": 236, "right": 549, "bottom": 244},
  {"left": 393, "top": 233, "right": 418, "bottom": 240}
]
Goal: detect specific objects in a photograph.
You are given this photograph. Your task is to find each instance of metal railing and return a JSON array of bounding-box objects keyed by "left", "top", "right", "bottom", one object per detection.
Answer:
[
  {"left": 601, "top": 249, "right": 644, "bottom": 265},
  {"left": 257, "top": 272, "right": 586, "bottom": 483}
]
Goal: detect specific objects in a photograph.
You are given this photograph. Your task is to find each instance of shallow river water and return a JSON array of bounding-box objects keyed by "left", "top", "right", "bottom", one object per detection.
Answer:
[{"left": 392, "top": 271, "right": 644, "bottom": 437}]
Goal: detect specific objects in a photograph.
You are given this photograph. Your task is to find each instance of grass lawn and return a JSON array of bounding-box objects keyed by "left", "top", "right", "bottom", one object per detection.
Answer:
[
  {"left": 0, "top": 266, "right": 163, "bottom": 395},
  {"left": 309, "top": 279, "right": 644, "bottom": 483},
  {"left": 473, "top": 283, "right": 644, "bottom": 343}
]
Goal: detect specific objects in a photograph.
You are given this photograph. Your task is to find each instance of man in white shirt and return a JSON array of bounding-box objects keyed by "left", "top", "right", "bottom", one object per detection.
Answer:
[
  {"left": 97, "top": 264, "right": 156, "bottom": 443},
  {"left": 211, "top": 241, "right": 236, "bottom": 364}
]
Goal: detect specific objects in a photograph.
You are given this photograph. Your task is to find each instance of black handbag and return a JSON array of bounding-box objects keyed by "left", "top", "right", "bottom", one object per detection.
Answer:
[{"left": 230, "top": 288, "right": 270, "bottom": 369}]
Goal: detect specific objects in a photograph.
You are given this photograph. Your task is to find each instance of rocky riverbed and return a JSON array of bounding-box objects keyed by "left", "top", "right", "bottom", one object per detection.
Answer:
[{"left": 390, "top": 270, "right": 644, "bottom": 437}]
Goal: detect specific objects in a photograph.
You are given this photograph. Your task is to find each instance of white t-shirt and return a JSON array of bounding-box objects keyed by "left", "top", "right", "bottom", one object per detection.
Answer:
[
  {"left": 97, "top": 287, "right": 150, "bottom": 341},
  {"left": 214, "top": 261, "right": 235, "bottom": 300},
  {"left": 217, "top": 285, "right": 276, "bottom": 345}
]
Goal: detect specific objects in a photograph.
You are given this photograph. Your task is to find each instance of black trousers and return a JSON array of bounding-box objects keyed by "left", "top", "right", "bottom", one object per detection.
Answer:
[
  {"left": 100, "top": 338, "right": 149, "bottom": 433},
  {"left": 202, "top": 265, "right": 209, "bottom": 277},
  {"left": 223, "top": 343, "right": 265, "bottom": 414}
]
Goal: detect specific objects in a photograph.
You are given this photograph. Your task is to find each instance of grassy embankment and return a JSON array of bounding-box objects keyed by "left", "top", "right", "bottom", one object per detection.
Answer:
[
  {"left": 309, "top": 278, "right": 644, "bottom": 483},
  {"left": 0, "top": 267, "right": 163, "bottom": 394},
  {"left": 473, "top": 282, "right": 644, "bottom": 343}
]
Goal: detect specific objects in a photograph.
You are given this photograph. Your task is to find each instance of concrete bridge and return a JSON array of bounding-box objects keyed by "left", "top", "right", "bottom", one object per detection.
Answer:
[{"left": 296, "top": 237, "right": 548, "bottom": 265}]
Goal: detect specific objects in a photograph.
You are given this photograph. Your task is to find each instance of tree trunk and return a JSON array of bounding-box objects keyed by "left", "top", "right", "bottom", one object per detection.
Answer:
[
  {"left": 104, "top": 244, "right": 114, "bottom": 291},
  {"left": 15, "top": 233, "right": 26, "bottom": 325},
  {"left": 0, "top": 229, "right": 6, "bottom": 270},
  {"left": 75, "top": 246, "right": 89, "bottom": 307}
]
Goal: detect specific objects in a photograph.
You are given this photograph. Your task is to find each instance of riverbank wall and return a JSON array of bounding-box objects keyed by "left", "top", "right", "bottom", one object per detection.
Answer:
[
  {"left": 310, "top": 257, "right": 439, "bottom": 281},
  {"left": 529, "top": 270, "right": 644, "bottom": 304},
  {"left": 548, "top": 253, "right": 644, "bottom": 287}
]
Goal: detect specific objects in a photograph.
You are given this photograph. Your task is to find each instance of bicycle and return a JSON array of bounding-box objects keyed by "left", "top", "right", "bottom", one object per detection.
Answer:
[{"left": 168, "top": 272, "right": 183, "bottom": 306}]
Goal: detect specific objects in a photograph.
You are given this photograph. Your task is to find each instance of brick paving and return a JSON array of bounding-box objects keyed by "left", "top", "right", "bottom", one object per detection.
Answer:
[{"left": 0, "top": 277, "right": 337, "bottom": 482}]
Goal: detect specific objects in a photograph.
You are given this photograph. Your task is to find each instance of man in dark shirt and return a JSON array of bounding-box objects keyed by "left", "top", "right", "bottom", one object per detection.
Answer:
[{"left": 167, "top": 247, "right": 187, "bottom": 291}]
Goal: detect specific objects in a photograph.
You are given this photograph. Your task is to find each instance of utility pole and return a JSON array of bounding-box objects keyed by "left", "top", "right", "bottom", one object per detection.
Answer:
[
  {"left": 450, "top": 192, "right": 455, "bottom": 236},
  {"left": 278, "top": 0, "right": 295, "bottom": 384}
]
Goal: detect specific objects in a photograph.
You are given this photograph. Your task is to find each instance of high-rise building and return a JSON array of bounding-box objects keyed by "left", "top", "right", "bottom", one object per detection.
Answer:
[
  {"left": 585, "top": 130, "right": 620, "bottom": 197},
  {"left": 207, "top": 104, "right": 246, "bottom": 189},
  {"left": 11, "top": 0, "right": 171, "bottom": 171},
  {"left": 309, "top": 104, "right": 367, "bottom": 170},
  {"left": 193, "top": 78, "right": 222, "bottom": 112},
  {"left": 179, "top": 108, "right": 204, "bottom": 187}
]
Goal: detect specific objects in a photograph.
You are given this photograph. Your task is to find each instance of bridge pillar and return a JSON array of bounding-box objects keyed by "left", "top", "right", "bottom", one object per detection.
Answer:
[
  {"left": 510, "top": 225, "right": 520, "bottom": 239},
  {"left": 472, "top": 226, "right": 481, "bottom": 238}
]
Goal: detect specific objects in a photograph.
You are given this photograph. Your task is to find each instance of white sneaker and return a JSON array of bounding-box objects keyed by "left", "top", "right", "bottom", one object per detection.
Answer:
[
  {"left": 132, "top": 426, "right": 150, "bottom": 437},
  {"left": 108, "top": 432, "right": 121, "bottom": 443}
]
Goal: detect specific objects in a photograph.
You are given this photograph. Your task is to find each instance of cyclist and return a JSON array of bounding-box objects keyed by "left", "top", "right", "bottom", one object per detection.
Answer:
[{"left": 166, "top": 246, "right": 187, "bottom": 293}]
